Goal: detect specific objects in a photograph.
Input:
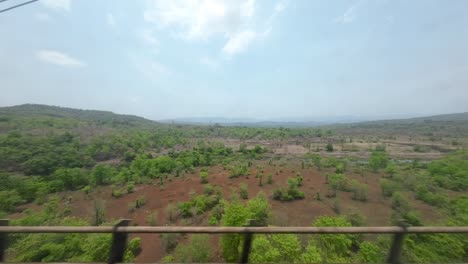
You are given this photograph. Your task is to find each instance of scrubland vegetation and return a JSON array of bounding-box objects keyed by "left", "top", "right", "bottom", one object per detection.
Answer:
[{"left": 1, "top": 104, "right": 468, "bottom": 263}]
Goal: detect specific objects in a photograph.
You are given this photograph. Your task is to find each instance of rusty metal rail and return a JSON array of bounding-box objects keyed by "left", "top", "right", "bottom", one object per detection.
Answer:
[{"left": 1, "top": 219, "right": 468, "bottom": 264}]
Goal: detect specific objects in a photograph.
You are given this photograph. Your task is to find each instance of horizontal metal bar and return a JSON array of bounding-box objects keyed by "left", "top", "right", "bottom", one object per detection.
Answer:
[{"left": 0, "top": 226, "right": 468, "bottom": 234}]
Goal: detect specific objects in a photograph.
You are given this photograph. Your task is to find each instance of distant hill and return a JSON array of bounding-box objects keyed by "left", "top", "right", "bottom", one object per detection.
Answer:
[
  {"left": 0, "top": 104, "right": 158, "bottom": 133},
  {"left": 161, "top": 112, "right": 468, "bottom": 128},
  {"left": 160, "top": 118, "right": 325, "bottom": 128},
  {"left": 1, "top": 104, "right": 467, "bottom": 135}
]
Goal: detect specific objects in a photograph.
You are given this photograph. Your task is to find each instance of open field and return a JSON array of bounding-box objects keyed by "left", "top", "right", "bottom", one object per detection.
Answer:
[{"left": 1, "top": 104, "right": 467, "bottom": 263}]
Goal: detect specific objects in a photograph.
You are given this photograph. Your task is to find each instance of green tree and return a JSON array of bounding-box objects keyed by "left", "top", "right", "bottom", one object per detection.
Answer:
[
  {"left": 313, "top": 216, "right": 355, "bottom": 263},
  {"left": 297, "top": 244, "right": 322, "bottom": 264},
  {"left": 356, "top": 241, "right": 384, "bottom": 263},
  {"left": 172, "top": 235, "right": 212, "bottom": 263},
  {"left": 221, "top": 199, "right": 250, "bottom": 262}
]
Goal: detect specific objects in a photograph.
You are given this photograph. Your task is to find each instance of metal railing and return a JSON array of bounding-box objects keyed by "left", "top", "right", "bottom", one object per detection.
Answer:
[{"left": 1, "top": 219, "right": 468, "bottom": 264}]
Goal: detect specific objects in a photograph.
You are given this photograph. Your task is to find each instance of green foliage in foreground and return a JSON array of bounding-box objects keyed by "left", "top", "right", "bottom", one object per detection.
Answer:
[
  {"left": 166, "top": 235, "right": 212, "bottom": 263},
  {"left": 6, "top": 200, "right": 141, "bottom": 262},
  {"left": 221, "top": 193, "right": 271, "bottom": 262}
]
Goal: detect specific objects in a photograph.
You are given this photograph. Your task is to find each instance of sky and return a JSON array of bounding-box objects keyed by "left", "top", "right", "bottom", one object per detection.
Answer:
[{"left": 1, "top": 0, "right": 468, "bottom": 121}]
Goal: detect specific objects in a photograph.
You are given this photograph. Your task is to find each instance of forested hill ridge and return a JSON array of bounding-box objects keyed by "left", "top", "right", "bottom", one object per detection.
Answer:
[
  {"left": 0, "top": 104, "right": 158, "bottom": 132},
  {"left": 0, "top": 104, "right": 468, "bottom": 129}
]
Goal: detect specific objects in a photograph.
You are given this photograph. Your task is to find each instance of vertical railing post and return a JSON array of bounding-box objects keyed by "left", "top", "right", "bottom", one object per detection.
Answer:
[
  {"left": 108, "top": 219, "right": 130, "bottom": 264},
  {"left": 387, "top": 227, "right": 407, "bottom": 264},
  {"left": 240, "top": 219, "right": 262, "bottom": 264},
  {"left": 0, "top": 219, "right": 9, "bottom": 262}
]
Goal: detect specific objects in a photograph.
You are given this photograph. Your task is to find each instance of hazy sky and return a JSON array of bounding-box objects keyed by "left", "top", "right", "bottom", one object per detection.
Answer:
[{"left": 1, "top": 0, "right": 468, "bottom": 120}]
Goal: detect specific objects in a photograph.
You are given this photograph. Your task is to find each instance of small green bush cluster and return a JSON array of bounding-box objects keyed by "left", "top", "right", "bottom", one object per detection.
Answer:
[
  {"left": 229, "top": 164, "right": 248, "bottom": 178},
  {"left": 380, "top": 179, "right": 400, "bottom": 197},
  {"left": 351, "top": 181, "right": 368, "bottom": 201},
  {"left": 177, "top": 193, "right": 221, "bottom": 218},
  {"left": 199, "top": 171, "right": 208, "bottom": 184},
  {"left": 273, "top": 177, "right": 305, "bottom": 201},
  {"left": 239, "top": 183, "right": 248, "bottom": 199}
]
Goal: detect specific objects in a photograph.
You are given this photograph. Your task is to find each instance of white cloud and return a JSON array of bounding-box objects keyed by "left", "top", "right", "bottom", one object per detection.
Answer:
[
  {"left": 143, "top": 0, "right": 287, "bottom": 57},
  {"left": 334, "top": 0, "right": 365, "bottom": 24},
  {"left": 274, "top": 0, "right": 287, "bottom": 14},
  {"left": 143, "top": 0, "right": 255, "bottom": 40},
  {"left": 35, "top": 13, "right": 52, "bottom": 22},
  {"left": 41, "top": 0, "right": 71, "bottom": 12},
  {"left": 36, "top": 50, "right": 85, "bottom": 67},
  {"left": 222, "top": 30, "right": 256, "bottom": 56},
  {"left": 106, "top": 13, "right": 115, "bottom": 26}
]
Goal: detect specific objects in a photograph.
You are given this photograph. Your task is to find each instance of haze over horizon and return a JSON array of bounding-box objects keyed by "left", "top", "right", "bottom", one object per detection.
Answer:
[{"left": 1, "top": 0, "right": 468, "bottom": 120}]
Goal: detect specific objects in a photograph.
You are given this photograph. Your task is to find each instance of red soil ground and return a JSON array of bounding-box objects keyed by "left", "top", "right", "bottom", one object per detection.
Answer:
[{"left": 9, "top": 160, "right": 442, "bottom": 262}]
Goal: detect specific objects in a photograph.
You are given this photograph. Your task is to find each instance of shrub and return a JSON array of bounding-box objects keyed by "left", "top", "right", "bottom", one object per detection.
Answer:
[
  {"left": 199, "top": 171, "right": 208, "bottom": 184},
  {"left": 369, "top": 151, "right": 389, "bottom": 172},
  {"left": 229, "top": 164, "right": 248, "bottom": 178},
  {"left": 273, "top": 177, "right": 305, "bottom": 201},
  {"left": 329, "top": 173, "right": 352, "bottom": 192},
  {"left": 135, "top": 196, "right": 146, "bottom": 208},
  {"left": 380, "top": 179, "right": 399, "bottom": 197},
  {"left": 239, "top": 183, "right": 248, "bottom": 199},
  {"left": 295, "top": 174, "right": 303, "bottom": 186},
  {"left": 173, "top": 235, "right": 212, "bottom": 263},
  {"left": 126, "top": 182, "right": 135, "bottom": 193},
  {"left": 391, "top": 192, "right": 410, "bottom": 212},
  {"left": 127, "top": 237, "right": 141, "bottom": 256},
  {"left": 326, "top": 143, "right": 334, "bottom": 152},
  {"left": 82, "top": 185, "right": 91, "bottom": 194},
  {"left": 267, "top": 174, "right": 273, "bottom": 184},
  {"left": 415, "top": 184, "right": 449, "bottom": 207},
  {"left": 351, "top": 180, "right": 368, "bottom": 201},
  {"left": 166, "top": 204, "right": 177, "bottom": 223},
  {"left": 111, "top": 188, "right": 123, "bottom": 198},
  {"left": 208, "top": 216, "right": 218, "bottom": 226},
  {"left": 160, "top": 233, "right": 181, "bottom": 253},
  {"left": 145, "top": 210, "right": 158, "bottom": 226},
  {"left": 203, "top": 184, "right": 214, "bottom": 195}
]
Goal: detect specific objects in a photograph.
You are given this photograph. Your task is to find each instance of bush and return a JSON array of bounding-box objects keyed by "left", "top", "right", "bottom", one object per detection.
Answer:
[
  {"left": 160, "top": 233, "right": 181, "bottom": 253},
  {"left": 415, "top": 184, "right": 449, "bottom": 207},
  {"left": 326, "top": 143, "right": 334, "bottom": 152},
  {"left": 199, "top": 171, "right": 208, "bottom": 184},
  {"left": 272, "top": 177, "right": 305, "bottom": 201},
  {"left": 267, "top": 174, "right": 273, "bottom": 184},
  {"left": 203, "top": 184, "right": 214, "bottom": 195},
  {"left": 145, "top": 210, "right": 158, "bottom": 226},
  {"left": 127, "top": 237, "right": 141, "bottom": 256},
  {"left": 82, "top": 185, "right": 91, "bottom": 194},
  {"left": 172, "top": 235, "right": 212, "bottom": 263},
  {"left": 391, "top": 192, "right": 410, "bottom": 212},
  {"left": 351, "top": 180, "right": 368, "bottom": 201},
  {"left": 229, "top": 164, "right": 248, "bottom": 178},
  {"left": 369, "top": 151, "right": 389, "bottom": 172},
  {"left": 329, "top": 173, "right": 352, "bottom": 192},
  {"left": 208, "top": 215, "right": 218, "bottom": 226},
  {"left": 111, "top": 188, "right": 123, "bottom": 198},
  {"left": 135, "top": 196, "right": 146, "bottom": 208},
  {"left": 380, "top": 179, "right": 399, "bottom": 197},
  {"left": 239, "top": 183, "right": 248, "bottom": 199},
  {"left": 126, "top": 182, "right": 135, "bottom": 193}
]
